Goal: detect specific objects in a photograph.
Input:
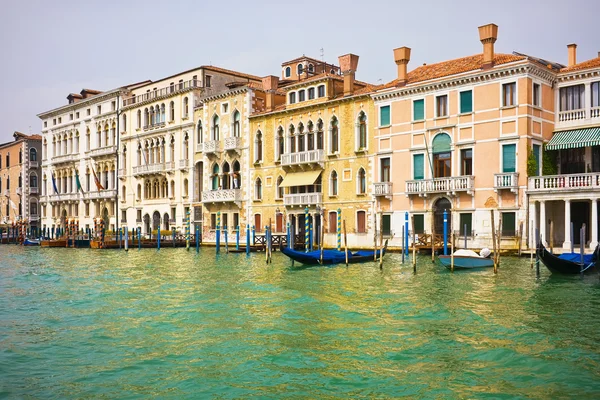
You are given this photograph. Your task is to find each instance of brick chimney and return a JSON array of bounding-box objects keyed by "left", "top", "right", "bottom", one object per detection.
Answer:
[
  {"left": 567, "top": 44, "right": 577, "bottom": 67},
  {"left": 393, "top": 47, "right": 411, "bottom": 87},
  {"left": 478, "top": 23, "right": 498, "bottom": 69},
  {"left": 338, "top": 54, "right": 359, "bottom": 96},
  {"left": 261, "top": 75, "right": 279, "bottom": 112}
]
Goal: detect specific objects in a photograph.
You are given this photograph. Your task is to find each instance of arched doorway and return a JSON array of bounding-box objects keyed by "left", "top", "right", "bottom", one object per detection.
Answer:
[
  {"left": 433, "top": 197, "right": 452, "bottom": 235},
  {"left": 152, "top": 211, "right": 161, "bottom": 232},
  {"left": 143, "top": 214, "right": 150, "bottom": 235},
  {"left": 222, "top": 162, "right": 230, "bottom": 189},
  {"left": 61, "top": 209, "right": 67, "bottom": 230},
  {"left": 163, "top": 213, "right": 170, "bottom": 230},
  {"left": 102, "top": 207, "right": 109, "bottom": 230}
]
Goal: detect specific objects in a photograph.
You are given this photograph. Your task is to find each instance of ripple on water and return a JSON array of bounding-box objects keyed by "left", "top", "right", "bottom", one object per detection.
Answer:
[{"left": 1, "top": 246, "right": 600, "bottom": 398}]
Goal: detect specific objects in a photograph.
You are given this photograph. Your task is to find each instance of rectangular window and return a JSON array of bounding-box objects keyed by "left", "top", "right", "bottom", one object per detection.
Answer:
[
  {"left": 413, "top": 99, "right": 424, "bottom": 121},
  {"left": 382, "top": 214, "right": 391, "bottom": 236},
  {"left": 75, "top": 112, "right": 79, "bottom": 119},
  {"left": 87, "top": 108, "right": 91, "bottom": 116},
  {"left": 222, "top": 213, "right": 228, "bottom": 229},
  {"left": 502, "top": 82, "right": 516, "bottom": 107},
  {"left": 328, "top": 211, "right": 337, "bottom": 234},
  {"left": 379, "top": 105, "right": 390, "bottom": 126},
  {"left": 459, "top": 213, "right": 472, "bottom": 236},
  {"left": 211, "top": 214, "right": 216, "bottom": 230},
  {"left": 413, "top": 214, "right": 425, "bottom": 234},
  {"left": 58, "top": 117, "right": 62, "bottom": 124},
  {"left": 111, "top": 101, "right": 116, "bottom": 111},
  {"left": 137, "top": 209, "right": 142, "bottom": 221},
  {"left": 502, "top": 144, "right": 516, "bottom": 173},
  {"left": 460, "top": 90, "right": 473, "bottom": 113},
  {"left": 413, "top": 154, "right": 424, "bottom": 180},
  {"left": 533, "top": 83, "right": 541, "bottom": 107},
  {"left": 121, "top": 210, "right": 127, "bottom": 223},
  {"left": 205, "top": 75, "right": 212, "bottom": 87},
  {"left": 289, "top": 92, "right": 296, "bottom": 104},
  {"left": 533, "top": 144, "right": 541, "bottom": 176},
  {"left": 559, "top": 84, "right": 585, "bottom": 111},
  {"left": 171, "top": 207, "right": 176, "bottom": 221},
  {"left": 357, "top": 211, "right": 366, "bottom": 234},
  {"left": 298, "top": 90, "right": 305, "bottom": 102},
  {"left": 592, "top": 82, "right": 600, "bottom": 108},
  {"left": 44, "top": 121, "right": 47, "bottom": 128},
  {"left": 380, "top": 158, "right": 390, "bottom": 182},
  {"left": 53, "top": 118, "right": 56, "bottom": 125},
  {"left": 592, "top": 146, "right": 600, "bottom": 172},
  {"left": 501, "top": 212, "right": 516, "bottom": 237},
  {"left": 461, "top": 149, "right": 473, "bottom": 175},
  {"left": 436, "top": 95, "right": 448, "bottom": 117},
  {"left": 233, "top": 213, "right": 239, "bottom": 229},
  {"left": 85, "top": 203, "right": 90, "bottom": 217},
  {"left": 317, "top": 85, "right": 325, "bottom": 98},
  {"left": 69, "top": 114, "right": 73, "bottom": 120},
  {"left": 308, "top": 88, "right": 315, "bottom": 100}
]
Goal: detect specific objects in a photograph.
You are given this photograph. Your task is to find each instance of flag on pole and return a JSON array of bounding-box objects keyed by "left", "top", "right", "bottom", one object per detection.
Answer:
[
  {"left": 91, "top": 166, "right": 104, "bottom": 191},
  {"left": 75, "top": 171, "right": 84, "bottom": 194},
  {"left": 9, "top": 199, "right": 18, "bottom": 211},
  {"left": 51, "top": 173, "right": 59, "bottom": 194}
]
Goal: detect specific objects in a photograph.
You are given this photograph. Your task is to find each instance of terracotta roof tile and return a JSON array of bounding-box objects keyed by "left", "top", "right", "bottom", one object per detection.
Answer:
[
  {"left": 381, "top": 53, "right": 526, "bottom": 89},
  {"left": 560, "top": 57, "right": 600, "bottom": 73},
  {"left": 201, "top": 65, "right": 262, "bottom": 81}
]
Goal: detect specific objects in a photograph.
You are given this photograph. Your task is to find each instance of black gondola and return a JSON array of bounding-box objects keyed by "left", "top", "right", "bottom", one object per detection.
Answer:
[
  {"left": 537, "top": 242, "right": 600, "bottom": 275},
  {"left": 280, "top": 240, "right": 388, "bottom": 266}
]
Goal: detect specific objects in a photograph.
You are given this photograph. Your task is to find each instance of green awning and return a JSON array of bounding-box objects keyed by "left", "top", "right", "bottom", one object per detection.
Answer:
[{"left": 546, "top": 127, "right": 600, "bottom": 150}]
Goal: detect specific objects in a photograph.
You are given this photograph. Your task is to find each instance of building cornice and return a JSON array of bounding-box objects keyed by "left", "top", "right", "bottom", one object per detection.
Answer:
[
  {"left": 198, "top": 87, "right": 249, "bottom": 105},
  {"left": 121, "top": 87, "right": 202, "bottom": 111},
  {"left": 557, "top": 67, "right": 600, "bottom": 83},
  {"left": 37, "top": 88, "right": 127, "bottom": 119}
]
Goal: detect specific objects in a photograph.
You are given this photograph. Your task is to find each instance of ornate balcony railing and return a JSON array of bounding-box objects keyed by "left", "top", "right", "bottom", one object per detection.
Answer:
[
  {"left": 196, "top": 143, "right": 203, "bottom": 153},
  {"left": 283, "top": 192, "right": 322, "bottom": 207},
  {"left": 123, "top": 79, "right": 201, "bottom": 106},
  {"left": 201, "top": 189, "right": 242, "bottom": 203},
  {"left": 29, "top": 215, "right": 40, "bottom": 222},
  {"left": 49, "top": 193, "right": 80, "bottom": 202},
  {"left": 494, "top": 172, "right": 519, "bottom": 192},
  {"left": 374, "top": 182, "right": 393, "bottom": 196},
  {"left": 52, "top": 154, "right": 78, "bottom": 164},
  {"left": 281, "top": 149, "right": 325, "bottom": 167},
  {"left": 132, "top": 162, "right": 174, "bottom": 176},
  {"left": 29, "top": 161, "right": 39, "bottom": 168},
  {"left": 88, "top": 189, "right": 117, "bottom": 200},
  {"left": 29, "top": 187, "right": 39, "bottom": 194},
  {"left": 224, "top": 137, "right": 242, "bottom": 152},
  {"left": 203, "top": 140, "right": 220, "bottom": 154},
  {"left": 558, "top": 109, "right": 586, "bottom": 122},
  {"left": 16, "top": 187, "right": 22, "bottom": 196},
  {"left": 592, "top": 106, "right": 600, "bottom": 119},
  {"left": 528, "top": 173, "right": 600, "bottom": 192},
  {"left": 179, "top": 159, "right": 190, "bottom": 169},
  {"left": 88, "top": 145, "right": 117, "bottom": 158},
  {"left": 118, "top": 168, "right": 126, "bottom": 178},
  {"left": 406, "top": 176, "right": 475, "bottom": 196}
]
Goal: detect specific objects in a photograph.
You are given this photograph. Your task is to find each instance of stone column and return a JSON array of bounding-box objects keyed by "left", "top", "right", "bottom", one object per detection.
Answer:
[
  {"left": 540, "top": 200, "right": 546, "bottom": 246},
  {"left": 563, "top": 199, "right": 571, "bottom": 250},
  {"left": 591, "top": 199, "right": 598, "bottom": 249}
]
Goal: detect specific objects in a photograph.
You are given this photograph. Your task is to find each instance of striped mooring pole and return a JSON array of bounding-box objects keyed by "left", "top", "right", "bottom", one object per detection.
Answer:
[
  {"left": 337, "top": 208, "right": 341, "bottom": 251},
  {"left": 305, "top": 207, "right": 309, "bottom": 252},
  {"left": 216, "top": 211, "right": 221, "bottom": 254},
  {"left": 186, "top": 209, "right": 191, "bottom": 251}
]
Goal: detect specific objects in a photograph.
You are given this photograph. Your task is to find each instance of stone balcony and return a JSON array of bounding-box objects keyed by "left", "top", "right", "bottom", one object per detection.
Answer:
[
  {"left": 556, "top": 106, "right": 600, "bottom": 129},
  {"left": 179, "top": 159, "right": 190, "bottom": 170},
  {"left": 284, "top": 192, "right": 323, "bottom": 207},
  {"left": 88, "top": 145, "right": 117, "bottom": 158},
  {"left": 406, "top": 176, "right": 475, "bottom": 196},
  {"left": 118, "top": 168, "right": 126, "bottom": 179},
  {"left": 52, "top": 154, "right": 78, "bottom": 164},
  {"left": 224, "top": 137, "right": 242, "bottom": 152},
  {"left": 373, "top": 182, "right": 393, "bottom": 197},
  {"left": 528, "top": 172, "right": 600, "bottom": 194},
  {"left": 196, "top": 143, "right": 203, "bottom": 153},
  {"left": 29, "top": 187, "right": 39, "bottom": 194},
  {"left": 203, "top": 140, "right": 221, "bottom": 155},
  {"left": 49, "top": 193, "right": 80, "bottom": 202},
  {"left": 3, "top": 189, "right": 8, "bottom": 197},
  {"left": 88, "top": 189, "right": 117, "bottom": 200},
  {"left": 132, "top": 162, "right": 174, "bottom": 176},
  {"left": 30, "top": 215, "right": 40, "bottom": 222},
  {"left": 281, "top": 149, "right": 324, "bottom": 169},
  {"left": 202, "top": 189, "right": 242, "bottom": 203},
  {"left": 29, "top": 161, "right": 39, "bottom": 169},
  {"left": 16, "top": 187, "right": 22, "bottom": 196},
  {"left": 494, "top": 172, "right": 519, "bottom": 193}
]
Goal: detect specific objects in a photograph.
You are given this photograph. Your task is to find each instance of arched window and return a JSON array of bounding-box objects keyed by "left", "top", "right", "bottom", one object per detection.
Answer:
[
  {"left": 358, "top": 111, "right": 367, "bottom": 150},
  {"left": 222, "top": 162, "right": 231, "bottom": 189},
  {"left": 137, "top": 184, "right": 141, "bottom": 200},
  {"left": 432, "top": 133, "right": 452, "bottom": 178},
  {"left": 285, "top": 66, "right": 291, "bottom": 78},
  {"left": 123, "top": 114, "right": 127, "bottom": 130},
  {"left": 277, "top": 176, "right": 284, "bottom": 199},
  {"left": 183, "top": 179, "right": 189, "bottom": 197},
  {"left": 5, "top": 153, "right": 8, "bottom": 167},
  {"left": 212, "top": 115, "right": 220, "bottom": 140},
  {"left": 233, "top": 161, "right": 241, "bottom": 189},
  {"left": 308, "top": 64, "right": 314, "bottom": 73},
  {"left": 122, "top": 185, "right": 126, "bottom": 200},
  {"left": 255, "top": 178, "right": 262, "bottom": 200},
  {"left": 297, "top": 64, "right": 303, "bottom": 75},
  {"left": 276, "top": 127, "right": 284, "bottom": 160},
  {"left": 330, "top": 116, "right": 339, "bottom": 153},
  {"left": 170, "top": 180, "right": 175, "bottom": 198},
  {"left": 307, "top": 120, "right": 314, "bottom": 151},
  {"left": 183, "top": 97, "right": 189, "bottom": 118},
  {"left": 357, "top": 168, "right": 366, "bottom": 194},
  {"left": 298, "top": 90, "right": 306, "bottom": 102},
  {"left": 144, "top": 108, "right": 149, "bottom": 127},
  {"left": 232, "top": 111, "right": 240, "bottom": 137},
  {"left": 169, "top": 101, "right": 175, "bottom": 121},
  {"left": 160, "top": 103, "right": 165, "bottom": 122},
  {"left": 289, "top": 124, "right": 296, "bottom": 153},
  {"left": 29, "top": 173, "right": 38, "bottom": 188},
  {"left": 197, "top": 120, "right": 203, "bottom": 144},
  {"left": 137, "top": 110, "right": 141, "bottom": 128},
  {"left": 255, "top": 131, "right": 263, "bottom": 163},
  {"left": 212, "top": 164, "right": 220, "bottom": 190},
  {"left": 330, "top": 170, "right": 338, "bottom": 196},
  {"left": 29, "top": 148, "right": 37, "bottom": 162},
  {"left": 30, "top": 201, "right": 38, "bottom": 217},
  {"left": 297, "top": 122, "right": 305, "bottom": 152},
  {"left": 317, "top": 119, "right": 324, "bottom": 150}
]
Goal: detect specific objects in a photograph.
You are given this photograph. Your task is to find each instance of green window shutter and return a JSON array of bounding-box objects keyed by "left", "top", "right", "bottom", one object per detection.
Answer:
[
  {"left": 533, "top": 144, "right": 541, "bottom": 176},
  {"left": 501, "top": 212, "right": 516, "bottom": 236},
  {"left": 413, "top": 99, "right": 424, "bottom": 120},
  {"left": 432, "top": 133, "right": 451, "bottom": 154},
  {"left": 413, "top": 154, "right": 424, "bottom": 180},
  {"left": 502, "top": 144, "right": 516, "bottom": 172},
  {"left": 382, "top": 215, "right": 391, "bottom": 236},
  {"left": 460, "top": 90, "right": 472, "bottom": 113},
  {"left": 380, "top": 106, "right": 390, "bottom": 126},
  {"left": 413, "top": 214, "right": 425, "bottom": 234},
  {"left": 459, "top": 213, "right": 472, "bottom": 236}
]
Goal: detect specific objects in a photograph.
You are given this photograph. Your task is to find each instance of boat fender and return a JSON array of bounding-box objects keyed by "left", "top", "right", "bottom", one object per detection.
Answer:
[{"left": 480, "top": 248, "right": 491, "bottom": 258}]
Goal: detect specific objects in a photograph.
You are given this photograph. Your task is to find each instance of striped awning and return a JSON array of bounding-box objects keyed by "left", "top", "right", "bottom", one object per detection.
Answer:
[
  {"left": 279, "top": 170, "right": 322, "bottom": 187},
  {"left": 546, "top": 127, "right": 600, "bottom": 150}
]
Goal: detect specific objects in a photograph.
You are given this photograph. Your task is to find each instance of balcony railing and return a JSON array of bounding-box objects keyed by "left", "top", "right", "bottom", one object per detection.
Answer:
[
  {"left": 494, "top": 172, "right": 519, "bottom": 192},
  {"left": 29, "top": 161, "right": 39, "bottom": 168},
  {"left": 284, "top": 192, "right": 323, "bottom": 207},
  {"left": 88, "top": 145, "right": 117, "bottom": 158},
  {"left": 558, "top": 109, "right": 586, "bottom": 122},
  {"left": 143, "top": 121, "right": 166, "bottom": 130},
  {"left": 556, "top": 106, "right": 600, "bottom": 128},
  {"left": 281, "top": 149, "right": 325, "bottom": 167},
  {"left": 202, "top": 189, "right": 242, "bottom": 203},
  {"left": 196, "top": 143, "right": 203, "bottom": 152},
  {"left": 406, "top": 176, "right": 475, "bottom": 196},
  {"left": 52, "top": 154, "right": 78, "bottom": 164},
  {"left": 16, "top": 187, "right": 22, "bottom": 196},
  {"left": 224, "top": 137, "right": 242, "bottom": 152},
  {"left": 29, "top": 187, "right": 39, "bottom": 194},
  {"left": 49, "top": 193, "right": 80, "bottom": 202},
  {"left": 179, "top": 159, "right": 190, "bottom": 169},
  {"left": 3, "top": 189, "right": 9, "bottom": 197},
  {"left": 136, "top": 218, "right": 142, "bottom": 224},
  {"left": 374, "top": 182, "right": 393, "bottom": 196},
  {"left": 123, "top": 79, "right": 202, "bottom": 106},
  {"left": 30, "top": 215, "right": 40, "bottom": 222},
  {"left": 88, "top": 189, "right": 117, "bottom": 200},
  {"left": 528, "top": 173, "right": 600, "bottom": 193},
  {"left": 203, "top": 140, "right": 221, "bottom": 154},
  {"left": 118, "top": 168, "right": 126, "bottom": 178},
  {"left": 132, "top": 162, "right": 174, "bottom": 176}
]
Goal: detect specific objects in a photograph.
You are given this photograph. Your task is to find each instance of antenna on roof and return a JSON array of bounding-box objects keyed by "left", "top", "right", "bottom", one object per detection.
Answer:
[{"left": 320, "top": 48, "right": 324, "bottom": 62}]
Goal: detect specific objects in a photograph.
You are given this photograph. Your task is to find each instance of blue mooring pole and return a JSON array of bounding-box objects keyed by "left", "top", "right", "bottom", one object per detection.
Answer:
[
  {"left": 443, "top": 210, "right": 448, "bottom": 256},
  {"left": 286, "top": 222, "right": 290, "bottom": 249},
  {"left": 196, "top": 226, "right": 200, "bottom": 253},
  {"left": 157, "top": 227, "right": 161, "bottom": 250},
  {"left": 246, "top": 224, "right": 250, "bottom": 255},
  {"left": 236, "top": 225, "right": 240, "bottom": 250},
  {"left": 252, "top": 225, "right": 256, "bottom": 245},
  {"left": 173, "top": 228, "right": 176, "bottom": 248},
  {"left": 138, "top": 227, "right": 141, "bottom": 250},
  {"left": 405, "top": 212, "right": 409, "bottom": 257},
  {"left": 224, "top": 226, "right": 228, "bottom": 253}
]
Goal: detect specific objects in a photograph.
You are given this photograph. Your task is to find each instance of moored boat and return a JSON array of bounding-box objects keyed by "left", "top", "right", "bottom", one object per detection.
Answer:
[
  {"left": 537, "top": 242, "right": 599, "bottom": 275},
  {"left": 23, "top": 238, "right": 40, "bottom": 246},
  {"left": 280, "top": 240, "right": 387, "bottom": 266},
  {"left": 438, "top": 249, "right": 494, "bottom": 270}
]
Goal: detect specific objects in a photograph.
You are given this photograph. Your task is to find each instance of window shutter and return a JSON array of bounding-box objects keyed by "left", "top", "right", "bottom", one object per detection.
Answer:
[
  {"left": 459, "top": 213, "right": 472, "bottom": 235},
  {"left": 380, "top": 106, "right": 390, "bottom": 126},
  {"left": 382, "top": 215, "right": 391, "bottom": 236},
  {"left": 413, "top": 154, "right": 424, "bottom": 180},
  {"left": 413, "top": 100, "right": 424, "bottom": 120},
  {"left": 501, "top": 212, "right": 516, "bottom": 236},
  {"left": 460, "top": 91, "right": 472, "bottom": 113},
  {"left": 413, "top": 214, "right": 424, "bottom": 234},
  {"left": 533, "top": 144, "right": 541, "bottom": 175},
  {"left": 502, "top": 144, "right": 516, "bottom": 173}
]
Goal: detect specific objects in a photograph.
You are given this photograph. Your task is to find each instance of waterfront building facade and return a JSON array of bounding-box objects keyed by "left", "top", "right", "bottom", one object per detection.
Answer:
[
  {"left": 0, "top": 132, "right": 42, "bottom": 233},
  {"left": 372, "top": 24, "right": 558, "bottom": 249},
  {"left": 528, "top": 45, "right": 600, "bottom": 250},
  {"left": 249, "top": 54, "right": 378, "bottom": 248}
]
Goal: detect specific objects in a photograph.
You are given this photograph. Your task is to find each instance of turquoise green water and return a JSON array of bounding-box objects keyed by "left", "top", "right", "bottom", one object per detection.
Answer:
[{"left": 1, "top": 246, "right": 600, "bottom": 399}]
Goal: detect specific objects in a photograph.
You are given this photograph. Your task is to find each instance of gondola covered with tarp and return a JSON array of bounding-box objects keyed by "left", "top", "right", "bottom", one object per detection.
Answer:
[
  {"left": 537, "top": 242, "right": 599, "bottom": 274},
  {"left": 280, "top": 240, "right": 387, "bottom": 266}
]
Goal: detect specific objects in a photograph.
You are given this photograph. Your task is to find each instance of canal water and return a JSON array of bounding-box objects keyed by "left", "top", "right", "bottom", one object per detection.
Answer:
[{"left": 1, "top": 246, "right": 599, "bottom": 399}]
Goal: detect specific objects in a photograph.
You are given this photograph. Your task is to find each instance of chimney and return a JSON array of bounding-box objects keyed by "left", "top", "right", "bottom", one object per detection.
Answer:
[
  {"left": 338, "top": 54, "right": 359, "bottom": 96},
  {"left": 567, "top": 44, "right": 577, "bottom": 67},
  {"left": 393, "top": 47, "right": 411, "bottom": 87},
  {"left": 478, "top": 23, "right": 498, "bottom": 69},
  {"left": 261, "top": 75, "right": 279, "bottom": 112}
]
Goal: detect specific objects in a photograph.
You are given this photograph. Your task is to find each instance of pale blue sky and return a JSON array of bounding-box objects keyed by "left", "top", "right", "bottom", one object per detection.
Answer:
[{"left": 1, "top": 0, "right": 599, "bottom": 143}]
